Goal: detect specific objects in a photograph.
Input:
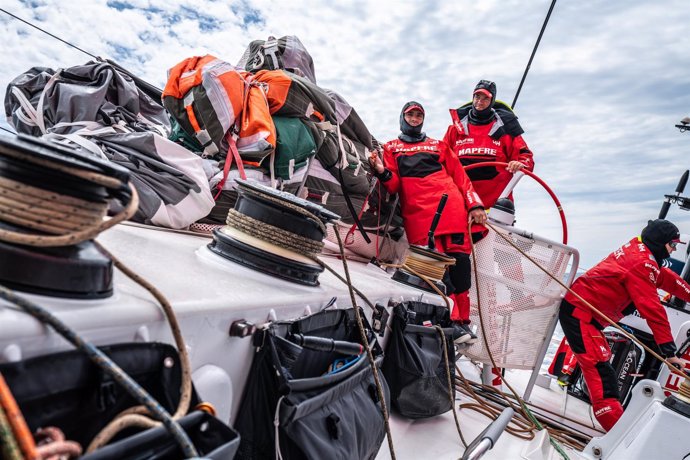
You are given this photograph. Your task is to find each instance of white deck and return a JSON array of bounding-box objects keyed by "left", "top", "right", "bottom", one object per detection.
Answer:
[
  {"left": 0, "top": 223, "right": 448, "bottom": 424},
  {"left": 378, "top": 358, "right": 601, "bottom": 459},
  {"left": 0, "top": 222, "right": 620, "bottom": 459}
]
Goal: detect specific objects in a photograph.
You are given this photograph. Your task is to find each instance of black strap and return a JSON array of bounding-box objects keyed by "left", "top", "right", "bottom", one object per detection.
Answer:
[{"left": 336, "top": 163, "right": 371, "bottom": 244}]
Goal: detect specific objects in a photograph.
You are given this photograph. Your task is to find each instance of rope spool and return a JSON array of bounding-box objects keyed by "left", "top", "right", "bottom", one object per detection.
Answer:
[
  {"left": 208, "top": 179, "right": 340, "bottom": 286},
  {"left": 0, "top": 135, "right": 136, "bottom": 298},
  {"left": 391, "top": 245, "right": 455, "bottom": 294},
  {"left": 677, "top": 376, "right": 690, "bottom": 404},
  {"left": 0, "top": 134, "right": 133, "bottom": 244}
]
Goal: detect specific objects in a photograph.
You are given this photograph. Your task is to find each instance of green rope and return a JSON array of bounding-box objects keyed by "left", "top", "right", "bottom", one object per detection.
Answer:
[{"left": 0, "top": 403, "right": 23, "bottom": 460}]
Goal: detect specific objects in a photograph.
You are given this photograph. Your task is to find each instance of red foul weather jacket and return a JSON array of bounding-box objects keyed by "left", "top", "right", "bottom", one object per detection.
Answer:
[
  {"left": 379, "top": 137, "right": 483, "bottom": 250},
  {"left": 564, "top": 237, "right": 690, "bottom": 352},
  {"left": 443, "top": 108, "right": 534, "bottom": 208}
]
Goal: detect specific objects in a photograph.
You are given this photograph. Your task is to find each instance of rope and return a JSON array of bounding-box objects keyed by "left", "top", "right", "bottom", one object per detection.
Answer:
[
  {"left": 0, "top": 181, "right": 139, "bottom": 247},
  {"left": 0, "top": 125, "right": 17, "bottom": 135},
  {"left": 85, "top": 242, "right": 193, "bottom": 453},
  {"left": 226, "top": 208, "right": 324, "bottom": 256},
  {"left": 678, "top": 378, "right": 690, "bottom": 403},
  {"left": 0, "top": 8, "right": 100, "bottom": 60},
  {"left": 0, "top": 404, "right": 23, "bottom": 460},
  {"left": 0, "top": 142, "right": 140, "bottom": 247},
  {"left": 0, "top": 176, "right": 108, "bottom": 233},
  {"left": 381, "top": 248, "right": 456, "bottom": 310},
  {"left": 453, "top": 371, "right": 591, "bottom": 450},
  {"left": 435, "top": 325, "right": 469, "bottom": 448},
  {"left": 469, "top": 218, "right": 571, "bottom": 460},
  {"left": 332, "top": 225, "right": 397, "bottom": 460},
  {"left": 34, "top": 427, "right": 83, "bottom": 459},
  {"left": 0, "top": 373, "right": 38, "bottom": 459},
  {"left": 0, "top": 285, "right": 199, "bottom": 458},
  {"left": 401, "top": 253, "right": 451, "bottom": 281}
]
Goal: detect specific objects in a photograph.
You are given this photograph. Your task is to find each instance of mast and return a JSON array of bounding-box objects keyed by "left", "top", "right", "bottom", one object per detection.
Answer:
[{"left": 511, "top": 0, "right": 557, "bottom": 109}]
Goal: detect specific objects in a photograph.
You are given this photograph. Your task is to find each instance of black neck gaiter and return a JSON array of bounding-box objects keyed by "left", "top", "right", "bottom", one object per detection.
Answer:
[
  {"left": 398, "top": 103, "right": 426, "bottom": 143},
  {"left": 469, "top": 107, "right": 496, "bottom": 125}
]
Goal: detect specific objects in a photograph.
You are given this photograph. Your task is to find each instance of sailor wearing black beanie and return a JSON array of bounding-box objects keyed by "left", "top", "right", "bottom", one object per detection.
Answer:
[
  {"left": 641, "top": 219, "right": 683, "bottom": 264},
  {"left": 469, "top": 80, "right": 497, "bottom": 124}
]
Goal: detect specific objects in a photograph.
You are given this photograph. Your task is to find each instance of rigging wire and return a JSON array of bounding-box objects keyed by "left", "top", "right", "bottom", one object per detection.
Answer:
[
  {"left": 0, "top": 8, "right": 99, "bottom": 61},
  {"left": 511, "top": 0, "right": 557, "bottom": 108}
]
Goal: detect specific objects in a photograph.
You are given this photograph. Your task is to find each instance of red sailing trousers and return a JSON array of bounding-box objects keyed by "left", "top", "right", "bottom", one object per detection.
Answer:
[{"left": 559, "top": 301, "right": 623, "bottom": 431}]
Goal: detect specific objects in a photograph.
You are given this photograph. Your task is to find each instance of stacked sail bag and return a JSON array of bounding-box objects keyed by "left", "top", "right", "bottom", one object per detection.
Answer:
[
  {"left": 4, "top": 62, "right": 215, "bottom": 228},
  {"left": 237, "top": 35, "right": 406, "bottom": 262}
]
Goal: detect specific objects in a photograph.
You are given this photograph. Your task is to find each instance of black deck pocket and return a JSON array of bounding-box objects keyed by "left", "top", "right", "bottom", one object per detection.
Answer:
[
  {"left": 235, "top": 307, "right": 390, "bottom": 460},
  {"left": 0, "top": 342, "right": 196, "bottom": 448},
  {"left": 382, "top": 301, "right": 456, "bottom": 419},
  {"left": 80, "top": 410, "right": 239, "bottom": 460}
]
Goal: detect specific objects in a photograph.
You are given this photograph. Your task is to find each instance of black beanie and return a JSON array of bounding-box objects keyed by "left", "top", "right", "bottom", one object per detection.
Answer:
[
  {"left": 398, "top": 100, "right": 426, "bottom": 143},
  {"left": 641, "top": 219, "right": 681, "bottom": 263},
  {"left": 470, "top": 80, "right": 497, "bottom": 125}
]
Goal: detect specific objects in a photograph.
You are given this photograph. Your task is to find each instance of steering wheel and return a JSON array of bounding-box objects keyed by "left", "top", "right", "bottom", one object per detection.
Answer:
[{"left": 463, "top": 161, "right": 568, "bottom": 244}]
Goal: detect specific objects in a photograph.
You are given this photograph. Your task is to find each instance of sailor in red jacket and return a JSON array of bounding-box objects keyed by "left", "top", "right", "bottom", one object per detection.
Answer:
[
  {"left": 443, "top": 80, "right": 534, "bottom": 209},
  {"left": 559, "top": 219, "right": 689, "bottom": 431},
  {"left": 369, "top": 101, "right": 486, "bottom": 343}
]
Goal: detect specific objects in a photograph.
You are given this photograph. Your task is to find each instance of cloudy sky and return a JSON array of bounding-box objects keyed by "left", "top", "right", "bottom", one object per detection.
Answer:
[{"left": 2, "top": 0, "right": 690, "bottom": 269}]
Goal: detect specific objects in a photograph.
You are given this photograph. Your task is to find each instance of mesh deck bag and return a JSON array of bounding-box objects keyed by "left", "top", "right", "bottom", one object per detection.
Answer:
[
  {"left": 464, "top": 222, "right": 575, "bottom": 369},
  {"left": 235, "top": 307, "right": 390, "bottom": 460},
  {"left": 382, "top": 301, "right": 456, "bottom": 419}
]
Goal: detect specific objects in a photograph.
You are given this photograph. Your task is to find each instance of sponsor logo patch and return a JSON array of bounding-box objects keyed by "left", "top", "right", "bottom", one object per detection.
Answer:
[
  {"left": 456, "top": 147, "right": 497, "bottom": 156},
  {"left": 594, "top": 406, "right": 612, "bottom": 416}
]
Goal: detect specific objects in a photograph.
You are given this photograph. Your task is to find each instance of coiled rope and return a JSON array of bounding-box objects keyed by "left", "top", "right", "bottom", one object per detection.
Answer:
[
  {"left": 226, "top": 208, "right": 324, "bottom": 256},
  {"left": 0, "top": 143, "right": 137, "bottom": 247},
  {"left": 382, "top": 248, "right": 456, "bottom": 310}
]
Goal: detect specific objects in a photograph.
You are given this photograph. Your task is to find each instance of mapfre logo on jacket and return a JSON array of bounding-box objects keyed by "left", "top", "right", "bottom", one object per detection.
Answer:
[{"left": 385, "top": 138, "right": 443, "bottom": 154}]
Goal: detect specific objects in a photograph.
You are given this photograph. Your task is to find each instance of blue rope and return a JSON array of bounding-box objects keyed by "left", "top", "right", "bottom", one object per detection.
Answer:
[{"left": 0, "top": 284, "right": 199, "bottom": 458}]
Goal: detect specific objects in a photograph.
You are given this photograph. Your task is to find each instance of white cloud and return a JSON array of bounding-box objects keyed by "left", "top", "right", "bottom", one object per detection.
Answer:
[{"left": 2, "top": 0, "right": 690, "bottom": 270}]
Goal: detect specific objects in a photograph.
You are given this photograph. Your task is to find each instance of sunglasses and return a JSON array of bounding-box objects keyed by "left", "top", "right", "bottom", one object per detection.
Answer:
[{"left": 669, "top": 241, "right": 679, "bottom": 249}]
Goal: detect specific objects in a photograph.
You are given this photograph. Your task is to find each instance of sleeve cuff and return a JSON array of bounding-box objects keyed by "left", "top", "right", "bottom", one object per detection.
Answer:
[
  {"left": 375, "top": 168, "right": 392, "bottom": 182},
  {"left": 658, "top": 341, "right": 678, "bottom": 358}
]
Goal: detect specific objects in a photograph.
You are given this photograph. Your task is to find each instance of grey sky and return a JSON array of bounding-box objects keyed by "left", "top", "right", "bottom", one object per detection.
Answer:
[{"left": 2, "top": 0, "right": 689, "bottom": 269}]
